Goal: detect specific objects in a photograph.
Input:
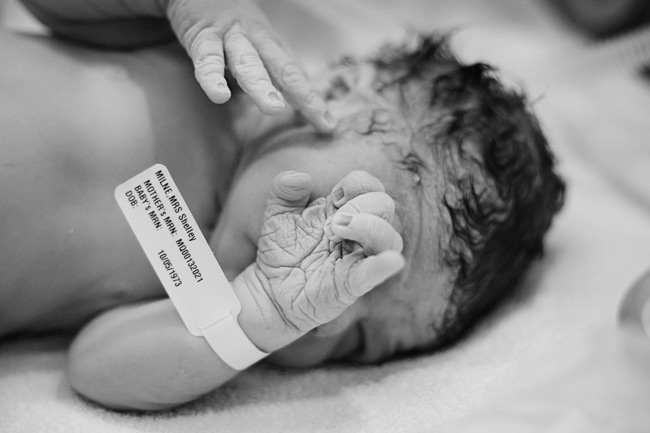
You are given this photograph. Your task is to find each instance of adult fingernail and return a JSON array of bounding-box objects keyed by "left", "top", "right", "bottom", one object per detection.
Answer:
[
  {"left": 333, "top": 213, "right": 352, "bottom": 227},
  {"left": 268, "top": 91, "right": 285, "bottom": 108}
]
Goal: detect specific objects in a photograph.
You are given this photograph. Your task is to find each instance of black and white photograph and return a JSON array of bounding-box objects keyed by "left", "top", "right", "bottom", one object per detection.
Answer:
[{"left": 0, "top": 0, "right": 649, "bottom": 431}]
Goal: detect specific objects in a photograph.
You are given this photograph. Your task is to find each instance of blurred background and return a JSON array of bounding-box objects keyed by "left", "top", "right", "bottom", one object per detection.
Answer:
[{"left": 547, "top": 0, "right": 650, "bottom": 37}]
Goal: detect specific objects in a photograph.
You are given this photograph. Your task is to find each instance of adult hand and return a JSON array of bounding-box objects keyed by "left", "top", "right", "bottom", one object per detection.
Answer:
[{"left": 164, "top": 0, "right": 335, "bottom": 132}]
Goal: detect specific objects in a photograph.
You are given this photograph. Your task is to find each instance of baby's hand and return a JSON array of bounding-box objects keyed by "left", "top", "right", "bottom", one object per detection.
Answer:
[
  {"left": 163, "top": 0, "right": 334, "bottom": 132},
  {"left": 236, "top": 171, "right": 404, "bottom": 344}
]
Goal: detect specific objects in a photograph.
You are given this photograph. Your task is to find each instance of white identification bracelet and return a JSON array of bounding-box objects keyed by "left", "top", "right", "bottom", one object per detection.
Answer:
[{"left": 115, "top": 164, "right": 268, "bottom": 370}]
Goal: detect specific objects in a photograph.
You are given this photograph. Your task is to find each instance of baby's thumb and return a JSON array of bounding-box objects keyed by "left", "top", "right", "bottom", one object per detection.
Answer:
[
  {"left": 265, "top": 171, "right": 313, "bottom": 218},
  {"left": 346, "top": 250, "right": 405, "bottom": 298}
]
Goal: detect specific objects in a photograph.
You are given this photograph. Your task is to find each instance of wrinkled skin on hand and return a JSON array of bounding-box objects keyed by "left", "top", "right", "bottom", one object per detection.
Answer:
[
  {"left": 164, "top": 0, "right": 334, "bottom": 131},
  {"left": 241, "top": 170, "right": 404, "bottom": 336},
  {"left": 256, "top": 194, "right": 360, "bottom": 330}
]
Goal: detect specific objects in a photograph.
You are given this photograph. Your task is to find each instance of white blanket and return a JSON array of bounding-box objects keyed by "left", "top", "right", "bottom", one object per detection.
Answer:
[{"left": 2, "top": 1, "right": 650, "bottom": 431}]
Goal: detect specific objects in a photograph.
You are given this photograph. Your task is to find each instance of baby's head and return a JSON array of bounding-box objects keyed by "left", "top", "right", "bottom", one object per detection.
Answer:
[{"left": 213, "top": 34, "right": 565, "bottom": 365}]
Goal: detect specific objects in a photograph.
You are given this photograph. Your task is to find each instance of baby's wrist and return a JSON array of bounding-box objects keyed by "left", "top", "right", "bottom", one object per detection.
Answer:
[{"left": 230, "top": 266, "right": 305, "bottom": 354}]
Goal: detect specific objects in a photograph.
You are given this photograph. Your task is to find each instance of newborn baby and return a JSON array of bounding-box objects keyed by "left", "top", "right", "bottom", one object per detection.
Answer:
[{"left": 0, "top": 30, "right": 564, "bottom": 410}]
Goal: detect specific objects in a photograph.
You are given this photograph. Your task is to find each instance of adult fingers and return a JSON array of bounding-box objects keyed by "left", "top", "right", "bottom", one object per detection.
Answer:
[
  {"left": 250, "top": 31, "right": 335, "bottom": 133},
  {"left": 341, "top": 250, "right": 405, "bottom": 298},
  {"left": 224, "top": 24, "right": 286, "bottom": 115},
  {"left": 264, "top": 171, "right": 313, "bottom": 218},
  {"left": 331, "top": 212, "right": 403, "bottom": 255},
  {"left": 330, "top": 171, "right": 386, "bottom": 208},
  {"left": 188, "top": 27, "right": 231, "bottom": 104}
]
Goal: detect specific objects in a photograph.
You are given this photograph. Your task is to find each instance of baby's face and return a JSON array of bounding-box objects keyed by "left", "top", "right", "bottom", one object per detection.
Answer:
[{"left": 212, "top": 66, "right": 453, "bottom": 364}]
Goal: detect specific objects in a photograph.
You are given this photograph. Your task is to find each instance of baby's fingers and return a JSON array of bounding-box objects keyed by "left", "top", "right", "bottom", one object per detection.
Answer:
[
  {"left": 332, "top": 213, "right": 403, "bottom": 255},
  {"left": 274, "top": 63, "right": 334, "bottom": 133},
  {"left": 189, "top": 28, "right": 231, "bottom": 104},
  {"left": 344, "top": 250, "right": 405, "bottom": 298},
  {"left": 225, "top": 25, "right": 286, "bottom": 115},
  {"left": 264, "top": 171, "right": 313, "bottom": 218},
  {"left": 249, "top": 31, "right": 334, "bottom": 132},
  {"left": 330, "top": 171, "right": 385, "bottom": 208},
  {"left": 336, "top": 192, "right": 395, "bottom": 223}
]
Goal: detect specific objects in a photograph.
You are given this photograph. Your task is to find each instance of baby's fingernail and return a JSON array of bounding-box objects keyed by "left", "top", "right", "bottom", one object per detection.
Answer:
[
  {"left": 324, "top": 218, "right": 335, "bottom": 240},
  {"left": 217, "top": 82, "right": 229, "bottom": 93},
  {"left": 280, "top": 171, "right": 310, "bottom": 188},
  {"left": 324, "top": 111, "right": 336, "bottom": 129},
  {"left": 333, "top": 213, "right": 352, "bottom": 227},
  {"left": 285, "top": 171, "right": 310, "bottom": 180},
  {"left": 332, "top": 188, "right": 344, "bottom": 205},
  {"left": 324, "top": 218, "right": 343, "bottom": 242},
  {"left": 268, "top": 91, "right": 285, "bottom": 108}
]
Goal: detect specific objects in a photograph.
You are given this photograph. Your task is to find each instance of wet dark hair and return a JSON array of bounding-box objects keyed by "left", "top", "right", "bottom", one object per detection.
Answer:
[{"left": 366, "top": 34, "right": 566, "bottom": 352}]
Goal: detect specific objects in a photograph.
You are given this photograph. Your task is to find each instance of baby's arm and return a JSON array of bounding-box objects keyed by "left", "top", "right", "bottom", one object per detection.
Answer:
[
  {"left": 68, "top": 299, "right": 238, "bottom": 410},
  {"left": 68, "top": 171, "right": 404, "bottom": 410}
]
